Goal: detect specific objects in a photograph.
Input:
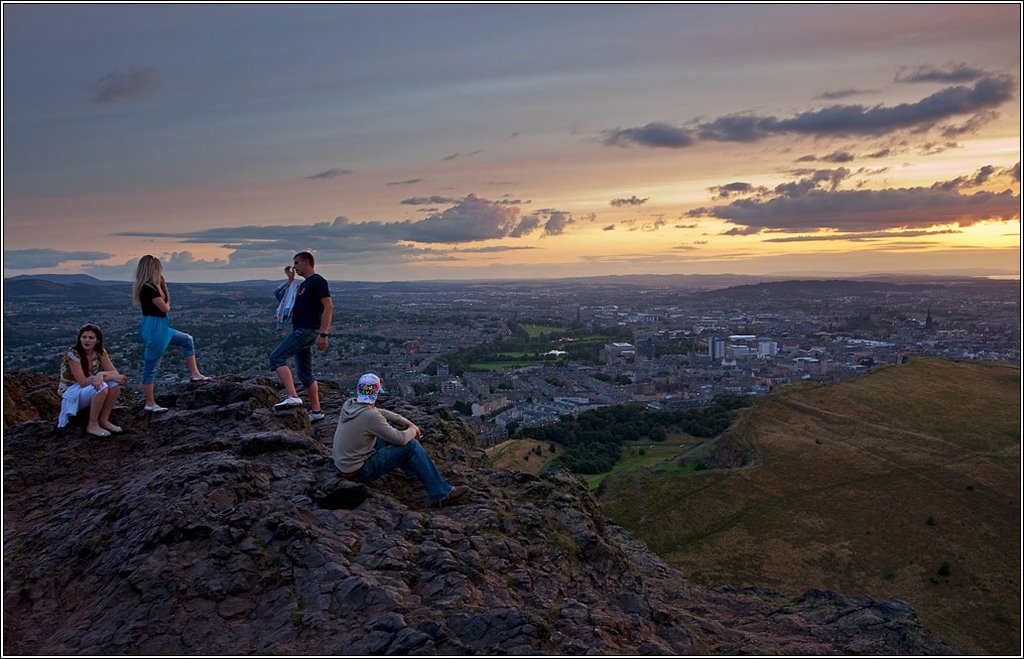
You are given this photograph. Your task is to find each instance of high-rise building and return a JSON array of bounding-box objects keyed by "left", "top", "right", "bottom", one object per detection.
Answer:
[
  {"left": 636, "top": 336, "right": 656, "bottom": 360},
  {"left": 757, "top": 339, "right": 778, "bottom": 358}
]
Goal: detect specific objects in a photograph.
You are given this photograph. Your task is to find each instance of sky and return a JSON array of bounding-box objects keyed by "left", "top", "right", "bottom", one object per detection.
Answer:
[{"left": 2, "top": 3, "right": 1021, "bottom": 283}]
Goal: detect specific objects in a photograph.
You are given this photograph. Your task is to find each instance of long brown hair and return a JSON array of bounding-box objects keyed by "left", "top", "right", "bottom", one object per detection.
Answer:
[
  {"left": 72, "top": 324, "right": 106, "bottom": 367},
  {"left": 132, "top": 255, "right": 164, "bottom": 306}
]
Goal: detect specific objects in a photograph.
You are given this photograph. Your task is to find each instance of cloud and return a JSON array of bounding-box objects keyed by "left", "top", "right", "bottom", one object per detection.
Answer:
[
  {"left": 940, "top": 110, "right": 1000, "bottom": 137},
  {"left": 3, "top": 248, "right": 113, "bottom": 269},
  {"left": 385, "top": 178, "right": 423, "bottom": 187},
  {"left": 762, "top": 229, "right": 962, "bottom": 243},
  {"left": 304, "top": 168, "right": 353, "bottom": 180},
  {"left": 454, "top": 245, "right": 537, "bottom": 253},
  {"left": 441, "top": 150, "right": 481, "bottom": 161},
  {"left": 696, "top": 76, "right": 1013, "bottom": 141},
  {"left": 919, "top": 141, "right": 960, "bottom": 155},
  {"left": 720, "top": 226, "right": 763, "bottom": 236},
  {"left": 93, "top": 66, "right": 158, "bottom": 103},
  {"left": 602, "top": 224, "right": 616, "bottom": 231},
  {"left": 602, "top": 121, "right": 695, "bottom": 148},
  {"left": 822, "top": 151, "right": 855, "bottom": 163},
  {"left": 816, "top": 88, "right": 875, "bottom": 100},
  {"left": 894, "top": 63, "right": 988, "bottom": 84},
  {"left": 80, "top": 251, "right": 230, "bottom": 280},
  {"left": 115, "top": 195, "right": 556, "bottom": 270},
  {"left": 403, "top": 195, "right": 533, "bottom": 242},
  {"left": 400, "top": 195, "right": 460, "bottom": 206},
  {"left": 610, "top": 195, "right": 649, "bottom": 207},
  {"left": 866, "top": 148, "right": 891, "bottom": 158},
  {"left": 692, "top": 184, "right": 1019, "bottom": 234},
  {"left": 509, "top": 215, "right": 540, "bottom": 238},
  {"left": 160, "top": 251, "right": 230, "bottom": 269},
  {"left": 930, "top": 164, "right": 1018, "bottom": 192},
  {"left": 795, "top": 150, "right": 856, "bottom": 163},
  {"left": 542, "top": 211, "right": 573, "bottom": 236},
  {"left": 692, "top": 164, "right": 1020, "bottom": 234},
  {"left": 768, "top": 168, "right": 851, "bottom": 199},
  {"left": 709, "top": 182, "right": 766, "bottom": 200}
]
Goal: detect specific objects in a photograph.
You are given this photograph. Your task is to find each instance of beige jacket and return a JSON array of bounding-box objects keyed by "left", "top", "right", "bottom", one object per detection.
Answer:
[{"left": 332, "top": 398, "right": 416, "bottom": 473}]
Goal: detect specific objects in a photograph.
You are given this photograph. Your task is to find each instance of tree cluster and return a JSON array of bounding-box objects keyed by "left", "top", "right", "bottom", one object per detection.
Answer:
[{"left": 518, "top": 395, "right": 749, "bottom": 474}]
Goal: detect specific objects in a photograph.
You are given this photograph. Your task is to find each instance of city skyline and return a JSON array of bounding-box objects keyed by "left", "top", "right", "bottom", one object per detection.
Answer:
[{"left": 3, "top": 3, "right": 1021, "bottom": 283}]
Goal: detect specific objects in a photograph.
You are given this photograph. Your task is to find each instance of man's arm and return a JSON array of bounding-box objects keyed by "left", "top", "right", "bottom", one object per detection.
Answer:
[
  {"left": 319, "top": 297, "right": 332, "bottom": 335},
  {"left": 379, "top": 408, "right": 422, "bottom": 438},
  {"left": 316, "top": 296, "right": 333, "bottom": 350},
  {"left": 275, "top": 266, "right": 296, "bottom": 300},
  {"left": 369, "top": 410, "right": 416, "bottom": 446}
]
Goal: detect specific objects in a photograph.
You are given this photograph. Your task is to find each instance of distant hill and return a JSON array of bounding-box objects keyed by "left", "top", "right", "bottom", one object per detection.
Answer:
[
  {"left": 695, "top": 277, "right": 1020, "bottom": 303},
  {"left": 597, "top": 357, "right": 1021, "bottom": 655},
  {"left": 5, "top": 274, "right": 125, "bottom": 286},
  {"left": 3, "top": 278, "right": 131, "bottom": 305}
]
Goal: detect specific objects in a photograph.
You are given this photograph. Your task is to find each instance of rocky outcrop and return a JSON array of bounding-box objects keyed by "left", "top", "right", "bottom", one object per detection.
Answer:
[
  {"left": 2, "top": 376, "right": 954, "bottom": 655},
  {"left": 702, "top": 431, "right": 753, "bottom": 469},
  {"left": 3, "top": 371, "right": 62, "bottom": 429}
]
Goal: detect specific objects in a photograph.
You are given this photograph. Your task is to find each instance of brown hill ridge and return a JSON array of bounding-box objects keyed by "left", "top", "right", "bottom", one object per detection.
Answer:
[{"left": 2, "top": 375, "right": 955, "bottom": 655}]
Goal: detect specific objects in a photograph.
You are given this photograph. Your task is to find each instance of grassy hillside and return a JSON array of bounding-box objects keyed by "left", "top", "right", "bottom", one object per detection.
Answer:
[
  {"left": 598, "top": 358, "right": 1021, "bottom": 655},
  {"left": 585, "top": 441, "right": 695, "bottom": 490},
  {"left": 486, "top": 439, "right": 563, "bottom": 474}
]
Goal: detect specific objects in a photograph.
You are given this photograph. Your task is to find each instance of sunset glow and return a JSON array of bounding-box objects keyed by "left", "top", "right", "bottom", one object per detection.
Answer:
[{"left": 3, "top": 3, "right": 1020, "bottom": 282}]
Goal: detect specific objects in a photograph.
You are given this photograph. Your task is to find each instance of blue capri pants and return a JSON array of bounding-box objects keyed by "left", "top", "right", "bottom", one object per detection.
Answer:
[{"left": 140, "top": 330, "right": 195, "bottom": 384}]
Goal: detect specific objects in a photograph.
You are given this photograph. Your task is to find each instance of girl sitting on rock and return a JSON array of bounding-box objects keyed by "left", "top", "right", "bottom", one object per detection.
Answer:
[{"left": 57, "top": 324, "right": 127, "bottom": 437}]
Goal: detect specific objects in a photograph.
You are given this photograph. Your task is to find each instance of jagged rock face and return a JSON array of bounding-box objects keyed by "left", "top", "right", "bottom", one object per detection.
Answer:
[
  {"left": 3, "top": 377, "right": 954, "bottom": 655},
  {"left": 3, "top": 371, "right": 62, "bottom": 429}
]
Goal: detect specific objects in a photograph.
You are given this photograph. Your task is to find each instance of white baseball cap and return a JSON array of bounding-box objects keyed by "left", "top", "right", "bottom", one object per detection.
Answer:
[{"left": 356, "top": 373, "right": 384, "bottom": 403}]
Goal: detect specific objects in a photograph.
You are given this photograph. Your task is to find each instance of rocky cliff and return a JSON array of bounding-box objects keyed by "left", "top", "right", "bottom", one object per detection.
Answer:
[{"left": 2, "top": 375, "right": 955, "bottom": 655}]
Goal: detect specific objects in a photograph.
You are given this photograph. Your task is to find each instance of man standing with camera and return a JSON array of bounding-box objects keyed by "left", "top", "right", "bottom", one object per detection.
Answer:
[{"left": 268, "top": 251, "right": 332, "bottom": 422}]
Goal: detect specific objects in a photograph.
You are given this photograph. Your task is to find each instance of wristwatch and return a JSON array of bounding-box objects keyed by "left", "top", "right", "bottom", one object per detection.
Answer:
[{"left": 320, "top": 333, "right": 329, "bottom": 338}]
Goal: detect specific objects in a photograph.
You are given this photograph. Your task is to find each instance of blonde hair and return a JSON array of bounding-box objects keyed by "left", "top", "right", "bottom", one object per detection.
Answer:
[{"left": 132, "top": 255, "right": 164, "bottom": 306}]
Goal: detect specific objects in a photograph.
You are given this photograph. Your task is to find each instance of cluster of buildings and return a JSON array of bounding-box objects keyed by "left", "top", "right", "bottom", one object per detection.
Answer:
[{"left": 6, "top": 277, "right": 1018, "bottom": 441}]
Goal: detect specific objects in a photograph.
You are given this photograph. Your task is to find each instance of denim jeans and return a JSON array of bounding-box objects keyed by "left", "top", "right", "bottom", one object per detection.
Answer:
[
  {"left": 356, "top": 437, "right": 453, "bottom": 503},
  {"left": 140, "top": 330, "right": 195, "bottom": 384},
  {"left": 268, "top": 327, "right": 319, "bottom": 386}
]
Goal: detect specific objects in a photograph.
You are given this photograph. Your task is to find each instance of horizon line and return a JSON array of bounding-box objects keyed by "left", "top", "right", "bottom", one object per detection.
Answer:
[{"left": 4, "top": 271, "right": 1019, "bottom": 286}]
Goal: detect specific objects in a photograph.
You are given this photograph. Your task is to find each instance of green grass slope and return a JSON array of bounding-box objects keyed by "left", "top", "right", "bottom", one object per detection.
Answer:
[{"left": 598, "top": 358, "right": 1021, "bottom": 655}]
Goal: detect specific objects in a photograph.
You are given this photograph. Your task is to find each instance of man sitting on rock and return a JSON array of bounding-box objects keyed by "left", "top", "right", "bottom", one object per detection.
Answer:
[{"left": 332, "top": 373, "right": 469, "bottom": 507}]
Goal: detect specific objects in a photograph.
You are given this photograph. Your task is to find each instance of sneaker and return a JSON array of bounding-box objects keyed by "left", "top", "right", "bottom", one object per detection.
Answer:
[
  {"left": 274, "top": 396, "right": 303, "bottom": 409},
  {"left": 434, "top": 484, "right": 470, "bottom": 508},
  {"left": 308, "top": 411, "right": 326, "bottom": 423},
  {"left": 190, "top": 375, "right": 211, "bottom": 382},
  {"left": 143, "top": 404, "right": 168, "bottom": 413}
]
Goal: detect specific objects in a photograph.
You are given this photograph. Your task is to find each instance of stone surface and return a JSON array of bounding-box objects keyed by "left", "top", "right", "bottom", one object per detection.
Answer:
[{"left": 3, "top": 375, "right": 955, "bottom": 655}]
